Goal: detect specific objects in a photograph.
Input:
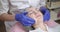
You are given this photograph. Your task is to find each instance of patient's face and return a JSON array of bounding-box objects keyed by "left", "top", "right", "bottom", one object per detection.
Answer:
[
  {"left": 26, "top": 7, "right": 44, "bottom": 28},
  {"left": 28, "top": 9, "right": 43, "bottom": 21},
  {"left": 27, "top": 7, "right": 43, "bottom": 19}
]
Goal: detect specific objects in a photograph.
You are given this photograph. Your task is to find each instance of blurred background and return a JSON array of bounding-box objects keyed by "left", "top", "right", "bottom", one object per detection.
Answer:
[{"left": 0, "top": 0, "right": 60, "bottom": 32}]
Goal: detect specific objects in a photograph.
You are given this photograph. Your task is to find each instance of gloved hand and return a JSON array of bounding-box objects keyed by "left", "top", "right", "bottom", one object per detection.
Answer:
[
  {"left": 15, "top": 12, "right": 35, "bottom": 26},
  {"left": 40, "top": 6, "right": 50, "bottom": 21}
]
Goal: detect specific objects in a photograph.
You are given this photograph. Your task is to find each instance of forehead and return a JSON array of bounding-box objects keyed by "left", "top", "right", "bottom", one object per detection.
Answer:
[{"left": 28, "top": 10, "right": 39, "bottom": 15}]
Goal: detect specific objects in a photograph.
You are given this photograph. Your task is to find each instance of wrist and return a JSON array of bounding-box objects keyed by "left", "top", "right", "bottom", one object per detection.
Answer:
[
  {"left": 14, "top": 14, "right": 16, "bottom": 21},
  {"left": 15, "top": 14, "right": 20, "bottom": 21}
]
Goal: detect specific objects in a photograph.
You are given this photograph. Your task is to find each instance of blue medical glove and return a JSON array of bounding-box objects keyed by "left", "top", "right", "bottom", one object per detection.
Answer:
[
  {"left": 40, "top": 7, "right": 50, "bottom": 21},
  {"left": 15, "top": 12, "right": 35, "bottom": 26}
]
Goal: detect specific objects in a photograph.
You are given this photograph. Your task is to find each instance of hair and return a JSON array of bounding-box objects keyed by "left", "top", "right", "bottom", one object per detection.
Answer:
[{"left": 55, "top": 19, "right": 60, "bottom": 24}]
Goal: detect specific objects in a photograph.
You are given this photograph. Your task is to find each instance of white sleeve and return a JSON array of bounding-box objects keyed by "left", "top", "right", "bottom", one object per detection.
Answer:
[
  {"left": 40, "top": 0, "right": 47, "bottom": 7},
  {"left": 0, "top": 0, "right": 9, "bottom": 15}
]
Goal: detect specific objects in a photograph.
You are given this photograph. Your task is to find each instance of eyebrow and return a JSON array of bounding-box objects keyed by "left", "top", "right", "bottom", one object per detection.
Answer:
[{"left": 28, "top": 11, "right": 38, "bottom": 15}]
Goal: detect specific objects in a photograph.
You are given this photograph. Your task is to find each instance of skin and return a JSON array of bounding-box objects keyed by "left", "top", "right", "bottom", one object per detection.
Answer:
[
  {"left": 0, "top": 13, "right": 15, "bottom": 21},
  {"left": 26, "top": 7, "right": 48, "bottom": 32}
]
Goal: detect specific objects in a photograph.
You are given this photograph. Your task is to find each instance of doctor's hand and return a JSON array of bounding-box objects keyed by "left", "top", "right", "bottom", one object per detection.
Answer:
[
  {"left": 15, "top": 12, "right": 35, "bottom": 26},
  {"left": 40, "top": 6, "right": 50, "bottom": 22}
]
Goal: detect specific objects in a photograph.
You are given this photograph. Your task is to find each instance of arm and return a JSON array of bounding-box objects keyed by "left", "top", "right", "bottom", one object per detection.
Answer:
[
  {"left": 0, "top": 0, "right": 35, "bottom": 26},
  {"left": 0, "top": 14, "right": 15, "bottom": 21},
  {"left": 0, "top": 0, "right": 12, "bottom": 21},
  {"left": 0, "top": 0, "right": 15, "bottom": 21}
]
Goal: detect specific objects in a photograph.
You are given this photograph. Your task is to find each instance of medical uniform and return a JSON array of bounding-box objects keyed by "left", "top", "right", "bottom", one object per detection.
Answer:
[{"left": 0, "top": 0, "right": 46, "bottom": 32}]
